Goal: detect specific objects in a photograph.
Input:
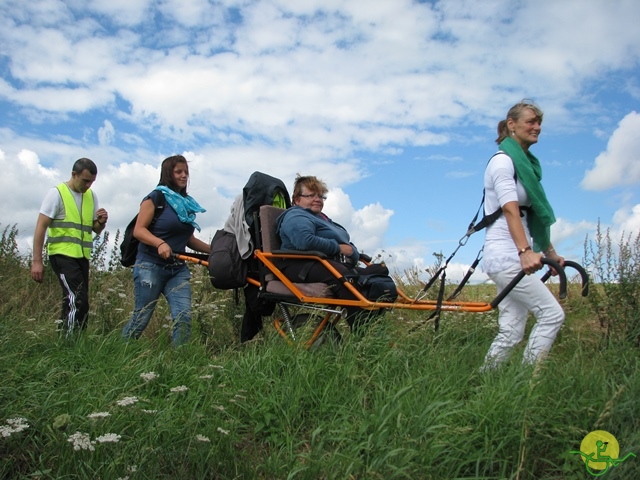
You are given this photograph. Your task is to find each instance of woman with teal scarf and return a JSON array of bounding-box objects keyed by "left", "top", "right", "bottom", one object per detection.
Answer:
[
  {"left": 481, "top": 100, "right": 566, "bottom": 371},
  {"left": 122, "top": 155, "right": 211, "bottom": 347}
]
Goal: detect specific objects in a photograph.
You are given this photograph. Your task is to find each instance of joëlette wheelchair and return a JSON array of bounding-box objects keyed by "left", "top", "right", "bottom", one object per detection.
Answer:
[{"left": 179, "top": 205, "right": 589, "bottom": 349}]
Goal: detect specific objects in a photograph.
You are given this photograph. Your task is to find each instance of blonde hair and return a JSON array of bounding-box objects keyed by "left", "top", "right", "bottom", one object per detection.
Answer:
[{"left": 495, "top": 99, "right": 544, "bottom": 144}]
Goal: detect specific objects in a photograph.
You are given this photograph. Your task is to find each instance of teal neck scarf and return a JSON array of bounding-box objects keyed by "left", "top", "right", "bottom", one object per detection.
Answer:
[
  {"left": 498, "top": 137, "right": 556, "bottom": 252},
  {"left": 155, "top": 186, "right": 206, "bottom": 232}
]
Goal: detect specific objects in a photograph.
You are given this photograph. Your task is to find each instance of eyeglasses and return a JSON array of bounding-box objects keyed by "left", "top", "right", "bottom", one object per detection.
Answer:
[{"left": 298, "top": 193, "right": 327, "bottom": 200}]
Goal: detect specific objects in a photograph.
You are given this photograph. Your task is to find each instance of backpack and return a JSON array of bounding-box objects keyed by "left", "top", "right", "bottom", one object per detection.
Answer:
[
  {"left": 348, "top": 263, "right": 398, "bottom": 302},
  {"left": 207, "top": 229, "right": 248, "bottom": 289},
  {"left": 355, "top": 274, "right": 398, "bottom": 302},
  {"left": 120, "top": 192, "right": 166, "bottom": 267},
  {"left": 208, "top": 171, "right": 292, "bottom": 290}
]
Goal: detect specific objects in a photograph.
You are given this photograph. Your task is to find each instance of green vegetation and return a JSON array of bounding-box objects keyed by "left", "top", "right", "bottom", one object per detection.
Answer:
[{"left": 1, "top": 223, "right": 639, "bottom": 479}]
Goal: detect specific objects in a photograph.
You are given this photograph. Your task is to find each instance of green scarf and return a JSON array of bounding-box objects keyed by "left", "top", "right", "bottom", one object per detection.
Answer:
[{"left": 498, "top": 137, "right": 556, "bottom": 252}]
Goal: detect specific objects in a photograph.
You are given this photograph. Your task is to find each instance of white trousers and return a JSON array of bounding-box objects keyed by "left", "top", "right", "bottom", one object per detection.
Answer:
[{"left": 483, "top": 263, "right": 565, "bottom": 368}]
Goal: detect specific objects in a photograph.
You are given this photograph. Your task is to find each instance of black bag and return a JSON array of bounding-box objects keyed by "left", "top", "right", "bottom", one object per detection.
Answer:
[
  {"left": 208, "top": 229, "right": 248, "bottom": 289},
  {"left": 120, "top": 192, "right": 166, "bottom": 267},
  {"left": 355, "top": 274, "right": 398, "bottom": 302}
]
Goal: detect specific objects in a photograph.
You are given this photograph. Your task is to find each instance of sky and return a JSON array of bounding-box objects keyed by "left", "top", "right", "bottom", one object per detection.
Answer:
[{"left": 1, "top": 0, "right": 639, "bottom": 283}]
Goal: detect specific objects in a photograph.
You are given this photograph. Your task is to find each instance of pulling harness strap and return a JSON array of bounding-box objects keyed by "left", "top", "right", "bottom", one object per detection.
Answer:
[{"left": 416, "top": 156, "right": 530, "bottom": 332}]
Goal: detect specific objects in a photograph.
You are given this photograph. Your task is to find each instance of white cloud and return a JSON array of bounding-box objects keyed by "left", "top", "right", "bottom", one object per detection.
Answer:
[
  {"left": 581, "top": 111, "right": 640, "bottom": 190},
  {"left": 98, "top": 120, "right": 115, "bottom": 146},
  {"left": 551, "top": 218, "right": 596, "bottom": 247},
  {"left": 0, "top": 0, "right": 639, "bottom": 275},
  {"left": 322, "top": 188, "right": 393, "bottom": 255},
  {"left": 612, "top": 204, "right": 640, "bottom": 238}
]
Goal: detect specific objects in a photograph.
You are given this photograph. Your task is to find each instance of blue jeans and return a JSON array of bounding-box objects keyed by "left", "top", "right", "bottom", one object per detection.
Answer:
[{"left": 122, "top": 261, "right": 192, "bottom": 346}]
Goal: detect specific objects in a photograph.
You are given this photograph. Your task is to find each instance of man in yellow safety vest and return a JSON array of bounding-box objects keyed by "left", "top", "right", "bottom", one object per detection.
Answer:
[{"left": 31, "top": 158, "right": 109, "bottom": 337}]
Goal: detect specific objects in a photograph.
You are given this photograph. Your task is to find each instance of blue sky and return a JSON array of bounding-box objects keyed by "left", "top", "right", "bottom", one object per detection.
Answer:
[{"left": 1, "top": 0, "right": 639, "bottom": 282}]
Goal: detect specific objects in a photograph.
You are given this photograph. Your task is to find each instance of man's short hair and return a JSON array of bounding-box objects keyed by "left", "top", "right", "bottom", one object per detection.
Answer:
[{"left": 73, "top": 158, "right": 97, "bottom": 175}]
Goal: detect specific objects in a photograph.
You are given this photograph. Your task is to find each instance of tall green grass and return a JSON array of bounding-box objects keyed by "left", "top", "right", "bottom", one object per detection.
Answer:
[{"left": 1, "top": 224, "right": 639, "bottom": 479}]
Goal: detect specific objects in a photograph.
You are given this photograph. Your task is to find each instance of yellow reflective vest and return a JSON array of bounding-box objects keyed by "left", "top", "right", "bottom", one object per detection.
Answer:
[{"left": 47, "top": 183, "right": 95, "bottom": 259}]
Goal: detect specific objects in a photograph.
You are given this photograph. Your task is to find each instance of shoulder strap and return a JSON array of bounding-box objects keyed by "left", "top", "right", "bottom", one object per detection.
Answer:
[
  {"left": 467, "top": 153, "right": 518, "bottom": 235},
  {"left": 153, "top": 191, "right": 166, "bottom": 219}
]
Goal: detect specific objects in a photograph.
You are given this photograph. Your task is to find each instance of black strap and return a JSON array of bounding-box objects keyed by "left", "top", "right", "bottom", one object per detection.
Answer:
[{"left": 447, "top": 248, "right": 483, "bottom": 301}]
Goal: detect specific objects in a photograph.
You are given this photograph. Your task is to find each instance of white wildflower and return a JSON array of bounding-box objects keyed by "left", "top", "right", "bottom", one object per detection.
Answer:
[
  {"left": 2, "top": 417, "right": 29, "bottom": 436},
  {"left": 88, "top": 412, "right": 111, "bottom": 419},
  {"left": 208, "top": 365, "right": 224, "bottom": 369},
  {"left": 127, "top": 465, "right": 138, "bottom": 472},
  {"left": 54, "top": 319, "right": 63, "bottom": 325},
  {"left": 118, "top": 293, "right": 127, "bottom": 298},
  {"left": 213, "top": 405, "right": 225, "bottom": 411},
  {"left": 234, "top": 314, "right": 243, "bottom": 319},
  {"left": 95, "top": 433, "right": 121, "bottom": 443},
  {"left": 217, "top": 427, "right": 229, "bottom": 435},
  {"left": 196, "top": 434, "right": 210, "bottom": 442},
  {"left": 199, "top": 374, "right": 213, "bottom": 379},
  {"left": 140, "top": 371, "right": 159, "bottom": 382},
  {"left": 170, "top": 385, "right": 188, "bottom": 393},
  {"left": 141, "top": 409, "right": 157, "bottom": 414},
  {"left": 67, "top": 432, "right": 95, "bottom": 451},
  {"left": 6, "top": 417, "right": 28, "bottom": 428},
  {"left": 27, "top": 318, "right": 35, "bottom": 322},
  {"left": 116, "top": 396, "right": 139, "bottom": 407}
]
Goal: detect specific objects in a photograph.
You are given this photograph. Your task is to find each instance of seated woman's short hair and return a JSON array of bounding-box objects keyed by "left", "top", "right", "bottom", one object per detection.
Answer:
[{"left": 292, "top": 174, "right": 328, "bottom": 200}]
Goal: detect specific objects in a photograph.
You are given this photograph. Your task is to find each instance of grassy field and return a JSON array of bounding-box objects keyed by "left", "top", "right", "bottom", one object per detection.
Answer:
[{"left": 1, "top": 225, "right": 639, "bottom": 479}]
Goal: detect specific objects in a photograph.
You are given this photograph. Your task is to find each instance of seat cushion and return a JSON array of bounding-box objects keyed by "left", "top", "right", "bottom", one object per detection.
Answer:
[{"left": 266, "top": 280, "right": 332, "bottom": 298}]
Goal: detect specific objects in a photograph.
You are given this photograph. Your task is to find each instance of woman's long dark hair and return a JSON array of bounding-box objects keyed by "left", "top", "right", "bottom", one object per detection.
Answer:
[{"left": 158, "top": 155, "right": 189, "bottom": 195}]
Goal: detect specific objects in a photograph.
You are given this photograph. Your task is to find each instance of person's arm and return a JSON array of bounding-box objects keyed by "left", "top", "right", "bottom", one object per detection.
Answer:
[
  {"left": 187, "top": 235, "right": 211, "bottom": 254},
  {"left": 502, "top": 201, "right": 543, "bottom": 275},
  {"left": 133, "top": 199, "right": 172, "bottom": 260},
  {"left": 31, "top": 214, "right": 52, "bottom": 283},
  {"left": 542, "top": 242, "right": 565, "bottom": 275},
  {"left": 281, "top": 213, "right": 341, "bottom": 255}
]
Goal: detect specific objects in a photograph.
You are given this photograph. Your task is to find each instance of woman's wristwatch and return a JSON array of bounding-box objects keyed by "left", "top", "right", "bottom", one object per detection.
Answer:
[{"left": 518, "top": 245, "right": 532, "bottom": 256}]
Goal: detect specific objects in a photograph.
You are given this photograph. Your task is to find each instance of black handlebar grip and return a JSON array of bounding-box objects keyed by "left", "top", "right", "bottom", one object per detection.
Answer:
[{"left": 491, "top": 258, "right": 567, "bottom": 308}]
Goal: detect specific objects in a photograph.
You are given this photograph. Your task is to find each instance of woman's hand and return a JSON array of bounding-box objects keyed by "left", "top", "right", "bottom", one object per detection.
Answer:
[
  {"left": 519, "top": 249, "right": 543, "bottom": 275},
  {"left": 339, "top": 243, "right": 354, "bottom": 256},
  {"left": 157, "top": 241, "right": 172, "bottom": 260},
  {"left": 543, "top": 247, "right": 565, "bottom": 276}
]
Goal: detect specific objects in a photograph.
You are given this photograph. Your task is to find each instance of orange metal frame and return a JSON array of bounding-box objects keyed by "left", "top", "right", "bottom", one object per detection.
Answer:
[
  {"left": 176, "top": 252, "right": 579, "bottom": 347},
  {"left": 176, "top": 251, "right": 494, "bottom": 313},
  {"left": 253, "top": 250, "right": 495, "bottom": 313}
]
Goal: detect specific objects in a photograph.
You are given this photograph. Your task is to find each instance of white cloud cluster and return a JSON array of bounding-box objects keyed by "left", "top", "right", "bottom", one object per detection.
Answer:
[
  {"left": 0, "top": 0, "right": 639, "bottom": 274},
  {"left": 612, "top": 204, "right": 640, "bottom": 239},
  {"left": 581, "top": 112, "right": 640, "bottom": 190}
]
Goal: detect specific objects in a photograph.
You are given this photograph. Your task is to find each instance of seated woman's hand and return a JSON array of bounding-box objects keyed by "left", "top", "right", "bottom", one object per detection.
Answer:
[{"left": 339, "top": 243, "right": 354, "bottom": 256}]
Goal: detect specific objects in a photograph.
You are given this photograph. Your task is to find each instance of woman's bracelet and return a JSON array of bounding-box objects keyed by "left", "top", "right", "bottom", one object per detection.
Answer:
[
  {"left": 545, "top": 247, "right": 555, "bottom": 255},
  {"left": 157, "top": 241, "right": 167, "bottom": 249}
]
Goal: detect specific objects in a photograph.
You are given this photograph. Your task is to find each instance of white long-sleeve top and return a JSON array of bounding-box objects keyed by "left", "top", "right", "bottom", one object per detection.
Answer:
[{"left": 482, "top": 152, "right": 532, "bottom": 275}]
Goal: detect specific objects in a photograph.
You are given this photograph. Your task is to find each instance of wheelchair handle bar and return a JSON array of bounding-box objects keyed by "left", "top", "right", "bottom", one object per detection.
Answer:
[
  {"left": 490, "top": 258, "right": 567, "bottom": 309},
  {"left": 540, "top": 260, "right": 589, "bottom": 297}
]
